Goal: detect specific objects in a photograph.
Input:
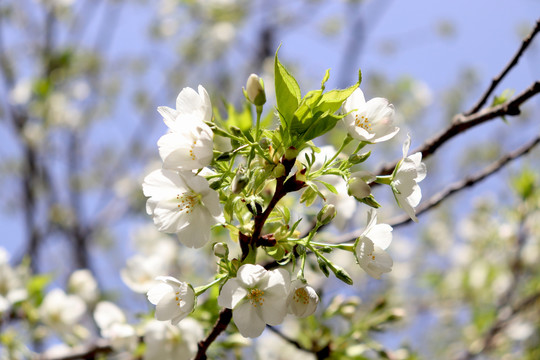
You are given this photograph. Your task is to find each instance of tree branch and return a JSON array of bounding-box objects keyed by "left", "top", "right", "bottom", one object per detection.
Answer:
[
  {"left": 335, "top": 132, "right": 540, "bottom": 242},
  {"left": 465, "top": 18, "right": 540, "bottom": 116},
  {"left": 195, "top": 308, "right": 232, "bottom": 360},
  {"left": 33, "top": 339, "right": 113, "bottom": 360},
  {"left": 376, "top": 80, "right": 540, "bottom": 177}
]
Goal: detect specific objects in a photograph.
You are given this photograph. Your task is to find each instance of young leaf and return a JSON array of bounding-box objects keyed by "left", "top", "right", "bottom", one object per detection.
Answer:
[
  {"left": 317, "top": 180, "right": 338, "bottom": 194},
  {"left": 274, "top": 48, "right": 301, "bottom": 130}
]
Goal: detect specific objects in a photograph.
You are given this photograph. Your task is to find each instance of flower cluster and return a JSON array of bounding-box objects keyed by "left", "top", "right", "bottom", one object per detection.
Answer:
[
  {"left": 139, "top": 51, "right": 426, "bottom": 342},
  {"left": 142, "top": 86, "right": 223, "bottom": 249}
]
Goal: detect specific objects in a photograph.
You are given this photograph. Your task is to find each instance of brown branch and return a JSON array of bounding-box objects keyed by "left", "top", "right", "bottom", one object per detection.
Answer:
[
  {"left": 465, "top": 18, "right": 540, "bottom": 116},
  {"left": 195, "top": 308, "right": 232, "bottom": 360},
  {"left": 335, "top": 132, "right": 540, "bottom": 243},
  {"left": 457, "top": 290, "right": 540, "bottom": 360},
  {"left": 376, "top": 80, "right": 540, "bottom": 177},
  {"left": 196, "top": 155, "right": 300, "bottom": 358},
  {"left": 387, "top": 132, "right": 540, "bottom": 228}
]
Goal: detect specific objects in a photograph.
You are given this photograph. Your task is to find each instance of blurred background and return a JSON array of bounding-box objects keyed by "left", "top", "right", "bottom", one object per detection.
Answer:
[{"left": 1, "top": 0, "right": 539, "bottom": 359}]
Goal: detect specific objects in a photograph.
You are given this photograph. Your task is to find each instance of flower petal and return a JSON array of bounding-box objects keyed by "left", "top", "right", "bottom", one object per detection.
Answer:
[
  {"left": 217, "top": 279, "right": 247, "bottom": 309},
  {"left": 146, "top": 283, "right": 172, "bottom": 305},
  {"left": 237, "top": 264, "right": 267, "bottom": 287},
  {"left": 233, "top": 301, "right": 266, "bottom": 338}
]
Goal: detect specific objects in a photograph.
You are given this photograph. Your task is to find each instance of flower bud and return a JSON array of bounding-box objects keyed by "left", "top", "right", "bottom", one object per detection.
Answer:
[
  {"left": 259, "top": 137, "right": 270, "bottom": 150},
  {"left": 284, "top": 146, "right": 298, "bottom": 161},
  {"left": 272, "top": 163, "right": 286, "bottom": 178},
  {"left": 348, "top": 151, "right": 371, "bottom": 164},
  {"left": 232, "top": 170, "right": 248, "bottom": 194},
  {"left": 317, "top": 204, "right": 336, "bottom": 226},
  {"left": 213, "top": 242, "right": 229, "bottom": 258},
  {"left": 245, "top": 73, "right": 266, "bottom": 106},
  {"left": 347, "top": 171, "right": 375, "bottom": 200}
]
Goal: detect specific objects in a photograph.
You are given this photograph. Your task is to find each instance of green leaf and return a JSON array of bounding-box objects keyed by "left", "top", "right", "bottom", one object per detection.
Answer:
[
  {"left": 317, "top": 180, "right": 338, "bottom": 194},
  {"left": 274, "top": 48, "right": 301, "bottom": 130},
  {"left": 300, "top": 185, "right": 318, "bottom": 207},
  {"left": 290, "top": 89, "right": 323, "bottom": 135},
  {"left": 299, "top": 112, "right": 342, "bottom": 143},
  {"left": 317, "top": 83, "right": 359, "bottom": 114},
  {"left": 321, "top": 69, "right": 331, "bottom": 91},
  {"left": 491, "top": 88, "right": 514, "bottom": 107}
]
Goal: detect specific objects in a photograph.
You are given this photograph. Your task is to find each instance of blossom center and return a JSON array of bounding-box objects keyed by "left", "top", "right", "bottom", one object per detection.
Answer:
[
  {"left": 293, "top": 288, "right": 310, "bottom": 305},
  {"left": 188, "top": 139, "right": 197, "bottom": 161},
  {"left": 175, "top": 192, "right": 199, "bottom": 214},
  {"left": 175, "top": 290, "right": 183, "bottom": 307},
  {"left": 354, "top": 114, "right": 372, "bottom": 131},
  {"left": 247, "top": 288, "right": 265, "bottom": 307}
]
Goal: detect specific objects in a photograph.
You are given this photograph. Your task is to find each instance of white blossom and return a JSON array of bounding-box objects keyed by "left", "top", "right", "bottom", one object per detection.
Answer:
[
  {"left": 39, "top": 289, "right": 86, "bottom": 333},
  {"left": 0, "top": 248, "right": 27, "bottom": 313},
  {"left": 391, "top": 134, "right": 427, "bottom": 222},
  {"left": 147, "top": 276, "right": 195, "bottom": 325},
  {"left": 68, "top": 269, "right": 99, "bottom": 305},
  {"left": 143, "top": 319, "right": 203, "bottom": 360},
  {"left": 287, "top": 279, "right": 319, "bottom": 318},
  {"left": 121, "top": 254, "right": 169, "bottom": 293},
  {"left": 355, "top": 209, "right": 393, "bottom": 279},
  {"left": 142, "top": 169, "right": 223, "bottom": 248},
  {"left": 218, "top": 264, "right": 290, "bottom": 338},
  {"left": 157, "top": 85, "right": 214, "bottom": 170},
  {"left": 157, "top": 119, "right": 214, "bottom": 170},
  {"left": 342, "top": 88, "right": 399, "bottom": 143},
  {"left": 94, "top": 301, "right": 137, "bottom": 352}
]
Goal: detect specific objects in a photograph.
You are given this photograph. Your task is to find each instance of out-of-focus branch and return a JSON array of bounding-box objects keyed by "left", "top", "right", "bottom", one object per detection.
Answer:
[
  {"left": 465, "top": 18, "right": 540, "bottom": 116},
  {"left": 376, "top": 80, "right": 540, "bottom": 177},
  {"left": 457, "top": 290, "right": 540, "bottom": 360},
  {"left": 33, "top": 339, "right": 113, "bottom": 360}
]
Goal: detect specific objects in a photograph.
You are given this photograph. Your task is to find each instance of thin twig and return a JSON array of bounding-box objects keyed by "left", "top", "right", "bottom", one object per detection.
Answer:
[
  {"left": 465, "top": 18, "right": 540, "bottom": 116},
  {"left": 335, "top": 133, "right": 540, "bottom": 242}
]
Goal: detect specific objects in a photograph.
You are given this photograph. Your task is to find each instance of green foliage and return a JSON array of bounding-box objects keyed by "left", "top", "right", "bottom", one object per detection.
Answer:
[{"left": 274, "top": 49, "right": 360, "bottom": 148}]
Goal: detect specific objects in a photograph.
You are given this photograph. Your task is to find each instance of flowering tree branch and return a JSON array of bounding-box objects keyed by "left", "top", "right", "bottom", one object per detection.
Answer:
[
  {"left": 196, "top": 155, "right": 303, "bottom": 358},
  {"left": 377, "top": 80, "right": 540, "bottom": 177},
  {"left": 386, "top": 132, "right": 540, "bottom": 229},
  {"left": 334, "top": 132, "right": 540, "bottom": 243}
]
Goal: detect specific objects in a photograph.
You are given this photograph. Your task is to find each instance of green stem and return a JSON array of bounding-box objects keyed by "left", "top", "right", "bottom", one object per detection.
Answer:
[
  {"left": 310, "top": 241, "right": 355, "bottom": 252},
  {"left": 326, "top": 135, "right": 353, "bottom": 165},
  {"left": 375, "top": 175, "right": 393, "bottom": 185},
  {"left": 255, "top": 105, "right": 263, "bottom": 142},
  {"left": 194, "top": 275, "right": 227, "bottom": 296}
]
